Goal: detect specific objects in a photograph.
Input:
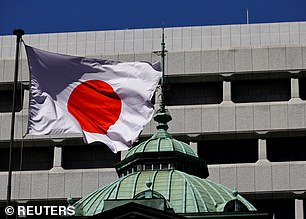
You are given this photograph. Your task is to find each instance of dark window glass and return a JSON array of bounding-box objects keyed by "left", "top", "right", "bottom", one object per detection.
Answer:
[
  {"left": 62, "top": 144, "right": 120, "bottom": 169},
  {"left": 303, "top": 198, "right": 306, "bottom": 219},
  {"left": 198, "top": 139, "right": 258, "bottom": 164},
  {"left": 165, "top": 82, "right": 222, "bottom": 106},
  {"left": 0, "top": 88, "right": 24, "bottom": 113},
  {"left": 250, "top": 198, "right": 294, "bottom": 219},
  {"left": 232, "top": 79, "right": 291, "bottom": 103},
  {"left": 153, "top": 163, "right": 160, "bottom": 170},
  {"left": 299, "top": 77, "right": 306, "bottom": 100},
  {"left": 145, "top": 164, "right": 152, "bottom": 170},
  {"left": 267, "top": 136, "right": 306, "bottom": 162},
  {"left": 0, "top": 146, "right": 53, "bottom": 171},
  {"left": 161, "top": 163, "right": 169, "bottom": 169}
]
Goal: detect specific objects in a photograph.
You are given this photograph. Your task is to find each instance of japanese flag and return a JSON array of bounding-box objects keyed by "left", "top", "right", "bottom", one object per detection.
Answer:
[{"left": 25, "top": 45, "right": 161, "bottom": 153}]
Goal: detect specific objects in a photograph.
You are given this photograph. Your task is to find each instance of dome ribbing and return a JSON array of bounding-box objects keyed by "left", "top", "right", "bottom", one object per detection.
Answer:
[{"left": 74, "top": 169, "right": 256, "bottom": 216}]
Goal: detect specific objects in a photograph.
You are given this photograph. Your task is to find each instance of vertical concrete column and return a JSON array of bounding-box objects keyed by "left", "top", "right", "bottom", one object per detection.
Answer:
[
  {"left": 53, "top": 146, "right": 63, "bottom": 168},
  {"left": 189, "top": 142, "right": 198, "bottom": 154},
  {"left": 258, "top": 138, "right": 267, "bottom": 160},
  {"left": 295, "top": 199, "right": 304, "bottom": 219},
  {"left": 223, "top": 80, "right": 232, "bottom": 102},
  {"left": 291, "top": 77, "right": 300, "bottom": 99}
]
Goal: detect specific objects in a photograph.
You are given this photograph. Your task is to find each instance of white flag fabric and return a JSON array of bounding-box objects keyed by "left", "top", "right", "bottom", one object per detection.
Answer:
[{"left": 25, "top": 45, "right": 161, "bottom": 153}]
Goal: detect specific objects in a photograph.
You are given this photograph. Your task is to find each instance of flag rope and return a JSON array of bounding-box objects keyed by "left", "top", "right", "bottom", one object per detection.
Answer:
[{"left": 18, "top": 44, "right": 25, "bottom": 199}]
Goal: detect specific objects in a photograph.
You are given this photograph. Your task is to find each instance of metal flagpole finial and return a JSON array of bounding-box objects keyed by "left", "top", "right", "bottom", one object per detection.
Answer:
[{"left": 13, "top": 29, "right": 25, "bottom": 37}]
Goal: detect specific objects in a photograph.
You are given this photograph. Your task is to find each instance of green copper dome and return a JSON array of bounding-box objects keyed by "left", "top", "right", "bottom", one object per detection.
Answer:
[
  {"left": 115, "top": 111, "right": 209, "bottom": 178},
  {"left": 72, "top": 111, "right": 256, "bottom": 217},
  {"left": 125, "top": 128, "right": 198, "bottom": 159},
  {"left": 126, "top": 110, "right": 198, "bottom": 159},
  {"left": 73, "top": 169, "right": 256, "bottom": 216}
]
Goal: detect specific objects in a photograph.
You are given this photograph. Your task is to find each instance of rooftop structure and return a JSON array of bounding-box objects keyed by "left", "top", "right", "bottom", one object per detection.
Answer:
[{"left": 74, "top": 107, "right": 259, "bottom": 218}]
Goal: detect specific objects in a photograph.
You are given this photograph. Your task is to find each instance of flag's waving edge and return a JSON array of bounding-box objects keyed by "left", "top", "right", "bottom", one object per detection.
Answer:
[{"left": 25, "top": 45, "right": 161, "bottom": 153}]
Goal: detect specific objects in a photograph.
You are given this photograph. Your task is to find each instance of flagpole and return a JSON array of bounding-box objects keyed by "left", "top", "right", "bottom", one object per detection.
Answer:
[{"left": 7, "top": 29, "right": 24, "bottom": 208}]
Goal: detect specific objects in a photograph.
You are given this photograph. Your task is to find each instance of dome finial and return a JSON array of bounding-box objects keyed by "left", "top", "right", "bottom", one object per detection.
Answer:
[
  {"left": 153, "top": 27, "right": 168, "bottom": 113},
  {"left": 153, "top": 28, "right": 172, "bottom": 131},
  {"left": 146, "top": 177, "right": 152, "bottom": 190},
  {"left": 67, "top": 194, "right": 73, "bottom": 205},
  {"left": 144, "top": 177, "right": 153, "bottom": 199},
  {"left": 154, "top": 110, "right": 172, "bottom": 131},
  {"left": 232, "top": 189, "right": 239, "bottom": 198}
]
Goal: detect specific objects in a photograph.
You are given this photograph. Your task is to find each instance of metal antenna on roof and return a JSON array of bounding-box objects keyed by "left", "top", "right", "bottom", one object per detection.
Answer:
[
  {"left": 152, "top": 27, "right": 167, "bottom": 112},
  {"left": 246, "top": 8, "right": 249, "bottom": 24},
  {"left": 160, "top": 27, "right": 166, "bottom": 112},
  {"left": 152, "top": 27, "right": 172, "bottom": 131}
]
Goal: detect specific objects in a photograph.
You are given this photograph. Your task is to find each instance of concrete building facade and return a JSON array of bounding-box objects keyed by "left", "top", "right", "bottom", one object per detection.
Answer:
[{"left": 0, "top": 21, "right": 306, "bottom": 218}]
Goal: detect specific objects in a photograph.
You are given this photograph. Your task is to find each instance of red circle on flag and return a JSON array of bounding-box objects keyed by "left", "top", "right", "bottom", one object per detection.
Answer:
[{"left": 67, "top": 80, "right": 122, "bottom": 134}]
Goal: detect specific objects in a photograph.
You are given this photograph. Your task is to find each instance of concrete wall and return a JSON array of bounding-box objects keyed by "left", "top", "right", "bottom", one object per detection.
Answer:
[
  {"left": 1, "top": 21, "right": 306, "bottom": 58},
  {"left": 208, "top": 161, "right": 306, "bottom": 194},
  {"left": 0, "top": 168, "right": 117, "bottom": 201},
  {"left": 1, "top": 48, "right": 306, "bottom": 140},
  {"left": 1, "top": 45, "right": 306, "bottom": 83}
]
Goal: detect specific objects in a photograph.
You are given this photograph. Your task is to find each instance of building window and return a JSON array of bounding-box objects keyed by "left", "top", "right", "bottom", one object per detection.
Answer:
[
  {"left": 161, "top": 163, "right": 169, "bottom": 169},
  {"left": 0, "top": 85, "right": 24, "bottom": 113},
  {"left": 153, "top": 163, "right": 160, "bottom": 170},
  {"left": 144, "top": 164, "right": 152, "bottom": 170},
  {"left": 198, "top": 138, "right": 258, "bottom": 164},
  {"left": 249, "top": 198, "right": 294, "bottom": 219},
  {"left": 132, "top": 166, "right": 137, "bottom": 173},
  {"left": 165, "top": 82, "right": 222, "bottom": 106},
  {"left": 299, "top": 77, "right": 306, "bottom": 100},
  {"left": 0, "top": 145, "right": 53, "bottom": 171},
  {"left": 267, "top": 136, "right": 306, "bottom": 162},
  {"left": 303, "top": 198, "right": 306, "bottom": 217},
  {"left": 232, "top": 79, "right": 291, "bottom": 103},
  {"left": 62, "top": 143, "right": 120, "bottom": 169}
]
